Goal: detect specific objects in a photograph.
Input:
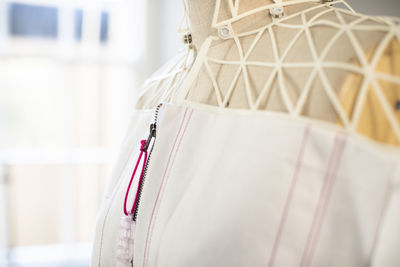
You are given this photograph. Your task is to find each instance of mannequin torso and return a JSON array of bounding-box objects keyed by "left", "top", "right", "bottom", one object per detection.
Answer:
[{"left": 136, "top": 0, "right": 400, "bottom": 145}]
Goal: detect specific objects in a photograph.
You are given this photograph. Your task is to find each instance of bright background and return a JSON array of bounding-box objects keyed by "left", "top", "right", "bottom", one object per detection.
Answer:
[{"left": 0, "top": 0, "right": 399, "bottom": 266}]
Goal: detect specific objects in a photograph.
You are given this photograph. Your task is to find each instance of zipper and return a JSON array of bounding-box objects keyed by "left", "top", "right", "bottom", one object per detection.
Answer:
[{"left": 132, "top": 103, "right": 164, "bottom": 222}]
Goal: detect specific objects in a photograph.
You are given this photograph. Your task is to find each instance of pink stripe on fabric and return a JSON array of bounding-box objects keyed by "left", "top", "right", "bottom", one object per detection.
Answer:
[
  {"left": 145, "top": 109, "right": 194, "bottom": 267},
  {"left": 142, "top": 107, "right": 190, "bottom": 267},
  {"left": 300, "top": 134, "right": 346, "bottom": 267},
  {"left": 268, "top": 126, "right": 311, "bottom": 267},
  {"left": 98, "top": 192, "right": 116, "bottom": 267}
]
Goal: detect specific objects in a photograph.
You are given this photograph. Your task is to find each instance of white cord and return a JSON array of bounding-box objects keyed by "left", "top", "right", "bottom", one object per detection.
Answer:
[{"left": 178, "top": 0, "right": 190, "bottom": 35}]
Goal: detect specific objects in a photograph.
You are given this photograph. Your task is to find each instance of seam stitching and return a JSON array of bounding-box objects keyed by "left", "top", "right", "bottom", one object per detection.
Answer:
[
  {"left": 268, "top": 125, "right": 311, "bottom": 267},
  {"left": 142, "top": 107, "right": 190, "bottom": 267},
  {"left": 300, "top": 134, "right": 347, "bottom": 267}
]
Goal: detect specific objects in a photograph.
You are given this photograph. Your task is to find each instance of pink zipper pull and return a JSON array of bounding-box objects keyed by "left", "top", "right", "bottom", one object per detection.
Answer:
[
  {"left": 117, "top": 129, "right": 154, "bottom": 267},
  {"left": 117, "top": 105, "right": 161, "bottom": 266},
  {"left": 123, "top": 126, "right": 153, "bottom": 217}
]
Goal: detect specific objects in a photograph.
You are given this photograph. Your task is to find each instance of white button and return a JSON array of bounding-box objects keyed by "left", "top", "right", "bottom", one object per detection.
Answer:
[{"left": 218, "top": 25, "right": 232, "bottom": 39}]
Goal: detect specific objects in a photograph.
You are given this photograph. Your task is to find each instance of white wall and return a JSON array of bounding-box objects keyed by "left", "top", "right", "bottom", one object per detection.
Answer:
[
  {"left": 146, "top": 0, "right": 185, "bottom": 77},
  {"left": 347, "top": 0, "right": 400, "bottom": 17}
]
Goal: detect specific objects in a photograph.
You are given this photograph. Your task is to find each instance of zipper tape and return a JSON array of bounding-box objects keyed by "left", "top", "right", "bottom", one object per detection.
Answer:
[{"left": 131, "top": 103, "right": 164, "bottom": 221}]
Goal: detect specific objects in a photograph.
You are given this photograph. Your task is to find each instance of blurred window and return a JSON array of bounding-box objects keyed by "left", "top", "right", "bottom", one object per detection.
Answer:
[
  {"left": 100, "top": 11, "right": 109, "bottom": 43},
  {"left": 0, "top": 0, "right": 146, "bottom": 266},
  {"left": 74, "top": 9, "right": 83, "bottom": 41},
  {"left": 7, "top": 3, "right": 109, "bottom": 43},
  {"left": 8, "top": 3, "right": 58, "bottom": 38}
]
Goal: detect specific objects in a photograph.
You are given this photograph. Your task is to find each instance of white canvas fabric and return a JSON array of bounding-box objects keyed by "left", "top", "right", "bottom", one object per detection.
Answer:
[{"left": 91, "top": 102, "right": 400, "bottom": 267}]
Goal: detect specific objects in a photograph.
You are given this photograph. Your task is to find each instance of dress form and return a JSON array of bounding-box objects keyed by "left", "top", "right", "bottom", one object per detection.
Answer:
[
  {"left": 91, "top": 2, "right": 400, "bottom": 266},
  {"left": 136, "top": 0, "right": 400, "bottom": 145}
]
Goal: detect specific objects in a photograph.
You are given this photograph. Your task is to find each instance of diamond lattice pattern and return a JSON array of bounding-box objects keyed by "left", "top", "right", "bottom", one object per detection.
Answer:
[{"left": 183, "top": 0, "right": 400, "bottom": 145}]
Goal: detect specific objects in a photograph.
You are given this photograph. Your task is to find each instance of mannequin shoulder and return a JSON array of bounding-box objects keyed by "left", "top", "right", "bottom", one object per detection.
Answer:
[{"left": 134, "top": 52, "right": 189, "bottom": 110}]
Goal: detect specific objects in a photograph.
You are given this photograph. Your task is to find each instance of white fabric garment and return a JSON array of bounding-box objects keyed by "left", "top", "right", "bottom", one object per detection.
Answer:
[{"left": 91, "top": 102, "right": 400, "bottom": 267}]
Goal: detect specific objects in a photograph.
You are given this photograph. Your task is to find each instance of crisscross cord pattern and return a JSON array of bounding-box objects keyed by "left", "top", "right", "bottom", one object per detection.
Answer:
[
  {"left": 136, "top": 0, "right": 400, "bottom": 145},
  {"left": 180, "top": 0, "right": 400, "bottom": 145},
  {"left": 134, "top": 50, "right": 193, "bottom": 109}
]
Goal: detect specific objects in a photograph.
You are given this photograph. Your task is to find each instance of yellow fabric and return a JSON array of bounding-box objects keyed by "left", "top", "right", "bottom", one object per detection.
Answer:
[{"left": 339, "top": 38, "right": 400, "bottom": 146}]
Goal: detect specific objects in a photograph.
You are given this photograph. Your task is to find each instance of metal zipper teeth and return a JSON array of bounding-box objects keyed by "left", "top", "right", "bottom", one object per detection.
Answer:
[{"left": 132, "top": 103, "right": 163, "bottom": 222}]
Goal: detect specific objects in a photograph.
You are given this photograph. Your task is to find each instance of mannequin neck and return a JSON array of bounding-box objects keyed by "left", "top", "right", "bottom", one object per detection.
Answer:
[
  {"left": 186, "top": 0, "right": 217, "bottom": 49},
  {"left": 186, "top": 0, "right": 313, "bottom": 49}
]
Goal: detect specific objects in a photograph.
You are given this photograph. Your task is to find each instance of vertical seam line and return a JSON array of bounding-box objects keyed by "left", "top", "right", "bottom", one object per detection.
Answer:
[
  {"left": 268, "top": 125, "right": 311, "bottom": 267},
  {"left": 142, "top": 107, "right": 191, "bottom": 267},
  {"left": 300, "top": 134, "right": 346, "bottom": 267}
]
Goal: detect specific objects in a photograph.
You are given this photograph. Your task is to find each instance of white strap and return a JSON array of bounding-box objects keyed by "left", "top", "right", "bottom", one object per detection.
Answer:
[
  {"left": 174, "top": 36, "right": 217, "bottom": 104},
  {"left": 178, "top": 0, "right": 190, "bottom": 34}
]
